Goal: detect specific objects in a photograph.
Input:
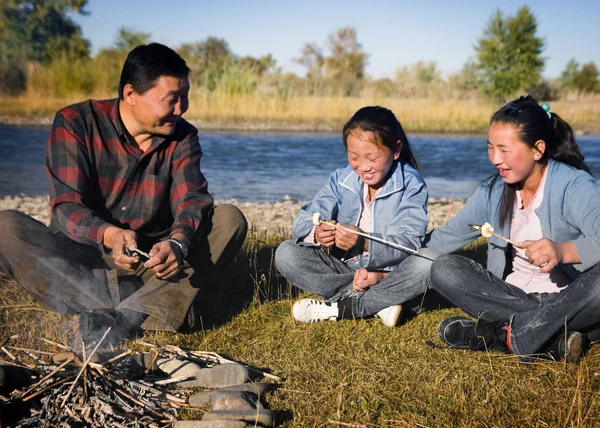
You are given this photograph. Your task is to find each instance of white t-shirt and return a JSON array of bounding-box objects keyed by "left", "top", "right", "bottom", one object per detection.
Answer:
[{"left": 505, "top": 169, "right": 571, "bottom": 293}]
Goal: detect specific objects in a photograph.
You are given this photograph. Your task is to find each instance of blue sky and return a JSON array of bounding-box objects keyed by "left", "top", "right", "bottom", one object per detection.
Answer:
[{"left": 72, "top": 0, "right": 600, "bottom": 80}]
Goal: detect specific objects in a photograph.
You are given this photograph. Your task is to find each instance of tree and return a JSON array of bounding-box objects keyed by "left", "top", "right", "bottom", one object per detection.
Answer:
[
  {"left": 178, "top": 37, "right": 232, "bottom": 90},
  {"left": 296, "top": 26, "right": 367, "bottom": 96},
  {"left": 114, "top": 27, "right": 151, "bottom": 52},
  {"left": 560, "top": 59, "right": 600, "bottom": 94},
  {"left": 574, "top": 62, "right": 599, "bottom": 93},
  {"left": 560, "top": 58, "right": 579, "bottom": 91},
  {"left": 324, "top": 27, "right": 368, "bottom": 95},
  {"left": 0, "top": 0, "right": 90, "bottom": 63},
  {"left": 473, "top": 6, "right": 545, "bottom": 100}
]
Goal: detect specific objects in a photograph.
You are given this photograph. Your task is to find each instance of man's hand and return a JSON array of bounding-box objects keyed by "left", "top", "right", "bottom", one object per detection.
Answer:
[
  {"left": 335, "top": 224, "right": 363, "bottom": 251},
  {"left": 144, "top": 241, "right": 183, "bottom": 280},
  {"left": 315, "top": 220, "right": 337, "bottom": 247},
  {"left": 353, "top": 268, "right": 389, "bottom": 292},
  {"left": 103, "top": 226, "right": 140, "bottom": 270}
]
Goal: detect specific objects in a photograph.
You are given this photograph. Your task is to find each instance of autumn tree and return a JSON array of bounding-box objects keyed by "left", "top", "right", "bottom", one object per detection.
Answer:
[{"left": 296, "top": 26, "right": 367, "bottom": 96}]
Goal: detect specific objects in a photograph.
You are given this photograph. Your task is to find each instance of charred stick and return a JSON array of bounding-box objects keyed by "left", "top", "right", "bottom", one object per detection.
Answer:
[
  {"left": 6, "top": 346, "right": 54, "bottom": 356},
  {"left": 22, "top": 375, "right": 76, "bottom": 402},
  {"left": 42, "top": 337, "right": 74, "bottom": 352},
  {"left": 103, "top": 349, "right": 133, "bottom": 364},
  {"left": 19, "top": 355, "right": 75, "bottom": 398},
  {"left": 145, "top": 349, "right": 160, "bottom": 375},
  {"left": 82, "top": 339, "right": 88, "bottom": 401},
  {"left": 62, "top": 327, "right": 111, "bottom": 406}
]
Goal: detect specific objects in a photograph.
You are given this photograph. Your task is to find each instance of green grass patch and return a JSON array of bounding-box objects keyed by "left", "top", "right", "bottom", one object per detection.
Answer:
[{"left": 2, "top": 234, "right": 600, "bottom": 426}]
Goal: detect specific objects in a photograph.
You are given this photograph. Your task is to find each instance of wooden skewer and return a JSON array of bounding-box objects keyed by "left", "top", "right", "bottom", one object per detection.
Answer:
[
  {"left": 309, "top": 216, "right": 434, "bottom": 261},
  {"left": 469, "top": 223, "right": 522, "bottom": 248}
]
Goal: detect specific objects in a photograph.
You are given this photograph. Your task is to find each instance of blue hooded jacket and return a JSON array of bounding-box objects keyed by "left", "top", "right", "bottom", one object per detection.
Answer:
[{"left": 292, "top": 161, "right": 428, "bottom": 271}]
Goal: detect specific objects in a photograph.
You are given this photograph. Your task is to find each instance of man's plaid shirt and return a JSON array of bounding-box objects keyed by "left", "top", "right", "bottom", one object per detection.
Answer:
[{"left": 45, "top": 98, "right": 214, "bottom": 249}]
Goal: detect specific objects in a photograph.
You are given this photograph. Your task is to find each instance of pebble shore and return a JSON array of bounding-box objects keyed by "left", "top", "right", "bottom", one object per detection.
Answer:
[{"left": 0, "top": 194, "right": 466, "bottom": 236}]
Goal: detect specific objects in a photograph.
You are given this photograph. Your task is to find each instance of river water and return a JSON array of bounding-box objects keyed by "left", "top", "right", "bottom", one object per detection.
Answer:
[{"left": 1, "top": 125, "right": 600, "bottom": 202}]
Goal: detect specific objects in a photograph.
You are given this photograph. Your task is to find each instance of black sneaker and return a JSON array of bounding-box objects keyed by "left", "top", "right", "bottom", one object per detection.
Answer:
[
  {"left": 438, "top": 316, "right": 509, "bottom": 352},
  {"left": 79, "top": 309, "right": 140, "bottom": 349},
  {"left": 545, "top": 331, "right": 589, "bottom": 363}
]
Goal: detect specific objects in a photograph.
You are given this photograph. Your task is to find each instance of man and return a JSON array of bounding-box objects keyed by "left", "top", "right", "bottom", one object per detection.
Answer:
[{"left": 0, "top": 43, "right": 247, "bottom": 346}]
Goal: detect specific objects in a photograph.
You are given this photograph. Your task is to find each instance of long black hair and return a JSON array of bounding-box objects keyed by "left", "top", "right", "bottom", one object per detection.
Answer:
[
  {"left": 343, "top": 106, "right": 420, "bottom": 171},
  {"left": 489, "top": 95, "right": 590, "bottom": 227}
]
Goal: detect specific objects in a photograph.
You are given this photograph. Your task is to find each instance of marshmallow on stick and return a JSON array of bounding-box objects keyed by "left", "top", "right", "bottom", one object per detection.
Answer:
[
  {"left": 309, "top": 213, "right": 433, "bottom": 260},
  {"left": 469, "top": 222, "right": 521, "bottom": 247}
]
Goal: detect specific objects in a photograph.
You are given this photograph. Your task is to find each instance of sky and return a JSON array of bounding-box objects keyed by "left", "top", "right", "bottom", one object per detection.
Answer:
[{"left": 72, "top": 0, "right": 600, "bottom": 80}]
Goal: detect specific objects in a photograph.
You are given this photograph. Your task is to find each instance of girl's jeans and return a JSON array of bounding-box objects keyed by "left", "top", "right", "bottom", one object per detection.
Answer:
[
  {"left": 430, "top": 254, "right": 600, "bottom": 357},
  {"left": 275, "top": 240, "right": 440, "bottom": 317}
]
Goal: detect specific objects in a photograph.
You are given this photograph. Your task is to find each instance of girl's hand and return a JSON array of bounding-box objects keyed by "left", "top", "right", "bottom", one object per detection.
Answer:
[
  {"left": 521, "top": 239, "right": 580, "bottom": 273},
  {"left": 315, "top": 220, "right": 337, "bottom": 247},
  {"left": 353, "top": 268, "right": 389, "bottom": 292},
  {"left": 335, "top": 224, "right": 363, "bottom": 251}
]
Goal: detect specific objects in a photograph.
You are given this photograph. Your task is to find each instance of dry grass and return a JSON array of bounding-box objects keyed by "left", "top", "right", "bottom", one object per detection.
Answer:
[
  {"left": 1, "top": 93, "right": 599, "bottom": 134},
  {"left": 2, "top": 233, "right": 600, "bottom": 426}
]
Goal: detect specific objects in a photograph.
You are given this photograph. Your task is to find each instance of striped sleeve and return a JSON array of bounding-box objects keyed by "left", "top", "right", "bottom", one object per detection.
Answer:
[
  {"left": 45, "top": 111, "right": 113, "bottom": 247},
  {"left": 168, "top": 132, "right": 214, "bottom": 245}
]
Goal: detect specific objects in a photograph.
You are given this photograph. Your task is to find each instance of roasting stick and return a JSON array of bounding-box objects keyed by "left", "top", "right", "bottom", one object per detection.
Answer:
[
  {"left": 469, "top": 222, "right": 522, "bottom": 248},
  {"left": 309, "top": 213, "right": 434, "bottom": 261}
]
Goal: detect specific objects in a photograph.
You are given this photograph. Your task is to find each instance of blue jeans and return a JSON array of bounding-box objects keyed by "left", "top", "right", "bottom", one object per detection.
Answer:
[
  {"left": 430, "top": 254, "right": 600, "bottom": 358},
  {"left": 274, "top": 240, "right": 440, "bottom": 317}
]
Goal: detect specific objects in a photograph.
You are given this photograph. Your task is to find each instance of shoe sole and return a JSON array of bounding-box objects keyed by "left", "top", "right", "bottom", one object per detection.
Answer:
[
  {"left": 291, "top": 300, "right": 337, "bottom": 323},
  {"left": 564, "top": 332, "right": 588, "bottom": 363},
  {"left": 379, "top": 306, "right": 403, "bottom": 327}
]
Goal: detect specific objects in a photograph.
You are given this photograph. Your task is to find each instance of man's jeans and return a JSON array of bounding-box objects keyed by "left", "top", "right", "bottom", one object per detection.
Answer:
[
  {"left": 430, "top": 254, "right": 600, "bottom": 357},
  {"left": 0, "top": 205, "right": 247, "bottom": 332},
  {"left": 274, "top": 240, "right": 440, "bottom": 317}
]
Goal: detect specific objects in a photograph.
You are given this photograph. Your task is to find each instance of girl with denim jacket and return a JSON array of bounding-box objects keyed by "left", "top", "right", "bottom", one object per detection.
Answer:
[
  {"left": 275, "top": 106, "right": 429, "bottom": 327},
  {"left": 428, "top": 95, "right": 600, "bottom": 362}
]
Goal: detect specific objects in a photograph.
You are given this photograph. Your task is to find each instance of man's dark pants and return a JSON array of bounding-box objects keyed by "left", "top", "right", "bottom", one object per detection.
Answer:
[{"left": 0, "top": 205, "right": 247, "bottom": 332}]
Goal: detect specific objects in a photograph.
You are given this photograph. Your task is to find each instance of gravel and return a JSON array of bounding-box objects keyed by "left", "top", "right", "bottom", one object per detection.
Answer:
[{"left": 0, "top": 194, "right": 466, "bottom": 236}]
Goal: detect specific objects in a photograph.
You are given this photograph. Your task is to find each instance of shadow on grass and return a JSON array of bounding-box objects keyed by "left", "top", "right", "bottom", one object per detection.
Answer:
[{"left": 189, "top": 232, "right": 297, "bottom": 330}]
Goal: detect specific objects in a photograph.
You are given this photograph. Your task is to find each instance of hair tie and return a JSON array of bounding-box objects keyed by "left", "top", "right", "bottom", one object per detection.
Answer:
[{"left": 541, "top": 103, "right": 551, "bottom": 119}]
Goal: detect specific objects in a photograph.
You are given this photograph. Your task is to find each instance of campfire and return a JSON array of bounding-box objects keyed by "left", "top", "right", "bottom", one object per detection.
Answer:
[{"left": 0, "top": 328, "right": 280, "bottom": 427}]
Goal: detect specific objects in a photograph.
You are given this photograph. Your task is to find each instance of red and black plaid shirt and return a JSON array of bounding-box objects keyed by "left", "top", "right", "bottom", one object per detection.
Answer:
[{"left": 45, "top": 98, "right": 214, "bottom": 249}]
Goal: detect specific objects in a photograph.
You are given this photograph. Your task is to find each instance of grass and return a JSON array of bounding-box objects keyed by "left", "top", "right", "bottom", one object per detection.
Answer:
[
  {"left": 2, "top": 231, "right": 600, "bottom": 426},
  {"left": 1, "top": 93, "right": 600, "bottom": 134}
]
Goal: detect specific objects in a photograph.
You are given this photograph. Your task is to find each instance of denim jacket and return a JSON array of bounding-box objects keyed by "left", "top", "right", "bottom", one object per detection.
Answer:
[
  {"left": 292, "top": 161, "right": 428, "bottom": 271},
  {"left": 425, "top": 160, "right": 600, "bottom": 281}
]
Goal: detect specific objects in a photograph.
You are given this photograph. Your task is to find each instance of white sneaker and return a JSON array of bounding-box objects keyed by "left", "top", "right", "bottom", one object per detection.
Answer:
[
  {"left": 292, "top": 299, "right": 339, "bottom": 323},
  {"left": 376, "top": 305, "right": 402, "bottom": 327}
]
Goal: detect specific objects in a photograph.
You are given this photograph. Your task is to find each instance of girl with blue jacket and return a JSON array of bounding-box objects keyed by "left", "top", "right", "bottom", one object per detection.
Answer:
[
  {"left": 275, "top": 106, "right": 430, "bottom": 327},
  {"left": 429, "top": 96, "right": 600, "bottom": 362}
]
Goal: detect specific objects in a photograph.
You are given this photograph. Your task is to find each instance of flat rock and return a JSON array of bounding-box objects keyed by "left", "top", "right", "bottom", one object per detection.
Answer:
[
  {"left": 202, "top": 409, "right": 275, "bottom": 427},
  {"left": 173, "top": 421, "right": 250, "bottom": 428},
  {"left": 188, "top": 382, "right": 276, "bottom": 408},
  {"left": 158, "top": 358, "right": 251, "bottom": 388},
  {"left": 211, "top": 390, "right": 261, "bottom": 411}
]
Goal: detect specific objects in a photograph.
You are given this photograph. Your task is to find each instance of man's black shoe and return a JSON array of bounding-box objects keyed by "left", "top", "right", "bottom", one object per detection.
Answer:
[
  {"left": 79, "top": 309, "right": 140, "bottom": 349},
  {"left": 545, "top": 331, "right": 589, "bottom": 363},
  {"left": 438, "top": 316, "right": 509, "bottom": 352}
]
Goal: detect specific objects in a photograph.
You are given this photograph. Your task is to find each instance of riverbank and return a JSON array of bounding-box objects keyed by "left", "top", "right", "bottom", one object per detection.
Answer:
[
  {"left": 0, "top": 194, "right": 466, "bottom": 234},
  {"left": 2, "top": 95, "right": 599, "bottom": 134}
]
